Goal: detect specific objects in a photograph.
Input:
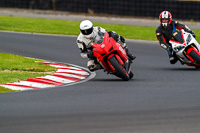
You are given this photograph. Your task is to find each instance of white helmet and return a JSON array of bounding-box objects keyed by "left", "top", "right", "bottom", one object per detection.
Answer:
[{"left": 79, "top": 20, "right": 93, "bottom": 35}]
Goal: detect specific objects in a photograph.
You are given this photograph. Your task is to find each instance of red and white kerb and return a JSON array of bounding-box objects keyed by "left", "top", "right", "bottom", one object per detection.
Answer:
[{"left": 0, "top": 62, "right": 90, "bottom": 91}]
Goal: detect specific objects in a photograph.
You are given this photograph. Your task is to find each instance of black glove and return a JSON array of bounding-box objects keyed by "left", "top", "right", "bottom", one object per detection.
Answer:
[
  {"left": 87, "top": 51, "right": 95, "bottom": 58},
  {"left": 168, "top": 46, "right": 172, "bottom": 52},
  {"left": 191, "top": 31, "right": 196, "bottom": 38}
]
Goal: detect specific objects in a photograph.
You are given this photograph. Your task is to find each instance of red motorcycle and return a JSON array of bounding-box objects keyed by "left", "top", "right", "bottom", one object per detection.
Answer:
[{"left": 90, "top": 32, "right": 133, "bottom": 81}]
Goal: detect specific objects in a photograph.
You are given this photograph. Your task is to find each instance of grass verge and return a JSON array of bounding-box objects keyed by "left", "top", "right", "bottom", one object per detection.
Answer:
[
  {"left": 0, "top": 15, "right": 200, "bottom": 42},
  {"left": 0, "top": 53, "right": 57, "bottom": 93}
]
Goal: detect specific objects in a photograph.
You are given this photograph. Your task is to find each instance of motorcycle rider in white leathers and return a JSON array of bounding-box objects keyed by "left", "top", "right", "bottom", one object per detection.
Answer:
[{"left": 76, "top": 20, "right": 135, "bottom": 71}]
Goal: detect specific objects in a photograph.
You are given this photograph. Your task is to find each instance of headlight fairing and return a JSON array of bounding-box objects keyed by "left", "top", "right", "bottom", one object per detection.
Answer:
[
  {"left": 174, "top": 45, "right": 185, "bottom": 52},
  {"left": 186, "top": 34, "right": 192, "bottom": 45}
]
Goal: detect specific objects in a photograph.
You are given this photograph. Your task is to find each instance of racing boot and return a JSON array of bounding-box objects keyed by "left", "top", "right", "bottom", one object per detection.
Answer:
[
  {"left": 118, "top": 36, "right": 136, "bottom": 61},
  {"left": 167, "top": 48, "right": 178, "bottom": 64},
  {"left": 88, "top": 63, "right": 102, "bottom": 72},
  {"left": 124, "top": 46, "right": 136, "bottom": 61},
  {"left": 169, "top": 54, "right": 178, "bottom": 64},
  {"left": 87, "top": 59, "right": 103, "bottom": 72}
]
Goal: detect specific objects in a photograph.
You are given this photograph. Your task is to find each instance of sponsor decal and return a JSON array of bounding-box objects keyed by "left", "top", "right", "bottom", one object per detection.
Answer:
[
  {"left": 101, "top": 44, "right": 105, "bottom": 48},
  {"left": 173, "top": 32, "right": 178, "bottom": 36},
  {"left": 119, "top": 46, "right": 126, "bottom": 55},
  {"left": 156, "top": 33, "right": 160, "bottom": 36}
]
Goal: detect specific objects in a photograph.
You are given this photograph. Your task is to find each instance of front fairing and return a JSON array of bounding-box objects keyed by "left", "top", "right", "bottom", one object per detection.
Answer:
[
  {"left": 170, "top": 41, "right": 189, "bottom": 63},
  {"left": 170, "top": 29, "right": 200, "bottom": 63},
  {"left": 91, "top": 32, "right": 128, "bottom": 71},
  {"left": 92, "top": 32, "right": 113, "bottom": 58}
]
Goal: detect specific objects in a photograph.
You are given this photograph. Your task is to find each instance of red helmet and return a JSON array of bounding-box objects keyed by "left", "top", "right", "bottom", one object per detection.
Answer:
[{"left": 159, "top": 11, "right": 172, "bottom": 28}]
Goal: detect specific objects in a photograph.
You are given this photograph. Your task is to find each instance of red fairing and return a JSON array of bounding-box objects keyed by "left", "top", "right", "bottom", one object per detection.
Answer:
[
  {"left": 92, "top": 32, "right": 128, "bottom": 72},
  {"left": 92, "top": 33, "right": 112, "bottom": 58},
  {"left": 112, "top": 41, "right": 128, "bottom": 62},
  {"left": 180, "top": 30, "right": 199, "bottom": 63},
  {"left": 175, "top": 26, "right": 183, "bottom": 30},
  {"left": 186, "top": 47, "right": 195, "bottom": 62}
]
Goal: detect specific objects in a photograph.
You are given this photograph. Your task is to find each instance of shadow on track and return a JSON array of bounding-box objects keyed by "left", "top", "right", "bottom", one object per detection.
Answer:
[
  {"left": 91, "top": 78, "right": 135, "bottom": 82},
  {"left": 153, "top": 67, "right": 199, "bottom": 71}
]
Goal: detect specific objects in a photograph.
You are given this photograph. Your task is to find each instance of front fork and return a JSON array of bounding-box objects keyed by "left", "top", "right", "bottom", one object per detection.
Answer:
[{"left": 124, "top": 59, "right": 131, "bottom": 74}]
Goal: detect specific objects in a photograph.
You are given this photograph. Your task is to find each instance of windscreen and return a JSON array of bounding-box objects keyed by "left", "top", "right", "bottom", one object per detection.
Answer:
[
  {"left": 171, "top": 30, "right": 184, "bottom": 43},
  {"left": 92, "top": 32, "right": 105, "bottom": 44}
]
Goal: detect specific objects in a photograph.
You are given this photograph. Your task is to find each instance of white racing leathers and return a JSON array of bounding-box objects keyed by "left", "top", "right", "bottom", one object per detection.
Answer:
[
  {"left": 77, "top": 27, "right": 106, "bottom": 58},
  {"left": 76, "top": 27, "right": 107, "bottom": 71}
]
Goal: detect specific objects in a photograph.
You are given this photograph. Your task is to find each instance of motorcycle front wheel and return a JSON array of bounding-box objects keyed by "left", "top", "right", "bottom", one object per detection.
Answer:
[
  {"left": 189, "top": 50, "right": 200, "bottom": 64},
  {"left": 109, "top": 56, "right": 129, "bottom": 81}
]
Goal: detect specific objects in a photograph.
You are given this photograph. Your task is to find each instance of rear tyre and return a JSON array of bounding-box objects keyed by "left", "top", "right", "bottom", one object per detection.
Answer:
[
  {"left": 109, "top": 56, "right": 129, "bottom": 81},
  {"left": 189, "top": 50, "right": 200, "bottom": 64},
  {"left": 195, "top": 66, "right": 200, "bottom": 69}
]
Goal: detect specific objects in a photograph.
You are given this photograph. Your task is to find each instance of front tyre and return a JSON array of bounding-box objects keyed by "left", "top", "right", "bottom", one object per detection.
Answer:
[
  {"left": 109, "top": 56, "right": 129, "bottom": 81},
  {"left": 189, "top": 50, "right": 200, "bottom": 64}
]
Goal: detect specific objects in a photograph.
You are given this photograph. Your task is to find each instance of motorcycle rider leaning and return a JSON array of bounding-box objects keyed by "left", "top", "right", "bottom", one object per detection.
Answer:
[
  {"left": 76, "top": 20, "right": 135, "bottom": 71},
  {"left": 156, "top": 11, "right": 196, "bottom": 64}
]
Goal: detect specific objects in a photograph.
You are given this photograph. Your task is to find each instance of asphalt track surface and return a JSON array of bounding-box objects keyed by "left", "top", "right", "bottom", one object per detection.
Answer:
[{"left": 0, "top": 31, "right": 200, "bottom": 133}]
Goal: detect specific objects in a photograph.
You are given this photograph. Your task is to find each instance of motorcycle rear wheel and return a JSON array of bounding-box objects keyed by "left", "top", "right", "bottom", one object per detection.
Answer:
[
  {"left": 109, "top": 56, "right": 129, "bottom": 81},
  {"left": 129, "top": 70, "right": 134, "bottom": 79}
]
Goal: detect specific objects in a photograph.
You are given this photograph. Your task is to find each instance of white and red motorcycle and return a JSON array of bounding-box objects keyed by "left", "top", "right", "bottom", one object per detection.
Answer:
[{"left": 169, "top": 29, "right": 200, "bottom": 68}]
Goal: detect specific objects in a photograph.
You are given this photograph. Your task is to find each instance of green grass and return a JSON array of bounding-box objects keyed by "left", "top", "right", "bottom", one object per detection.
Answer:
[
  {"left": 95, "top": 22, "right": 158, "bottom": 41},
  {"left": 0, "top": 15, "right": 200, "bottom": 42},
  {"left": 0, "top": 53, "right": 57, "bottom": 93},
  {"left": 0, "top": 53, "right": 56, "bottom": 72},
  {"left": 0, "top": 15, "right": 80, "bottom": 35}
]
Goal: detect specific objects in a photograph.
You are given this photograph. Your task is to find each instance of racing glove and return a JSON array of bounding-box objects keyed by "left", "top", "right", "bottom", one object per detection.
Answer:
[
  {"left": 160, "top": 43, "right": 170, "bottom": 50},
  {"left": 191, "top": 31, "right": 196, "bottom": 38},
  {"left": 184, "top": 26, "right": 196, "bottom": 38}
]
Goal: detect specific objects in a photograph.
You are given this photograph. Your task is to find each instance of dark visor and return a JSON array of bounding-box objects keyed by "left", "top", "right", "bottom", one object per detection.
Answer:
[{"left": 81, "top": 27, "right": 93, "bottom": 35}]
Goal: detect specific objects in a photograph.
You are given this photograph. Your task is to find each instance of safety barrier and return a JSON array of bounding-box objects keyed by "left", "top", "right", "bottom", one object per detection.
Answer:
[{"left": 0, "top": 0, "right": 200, "bottom": 20}]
